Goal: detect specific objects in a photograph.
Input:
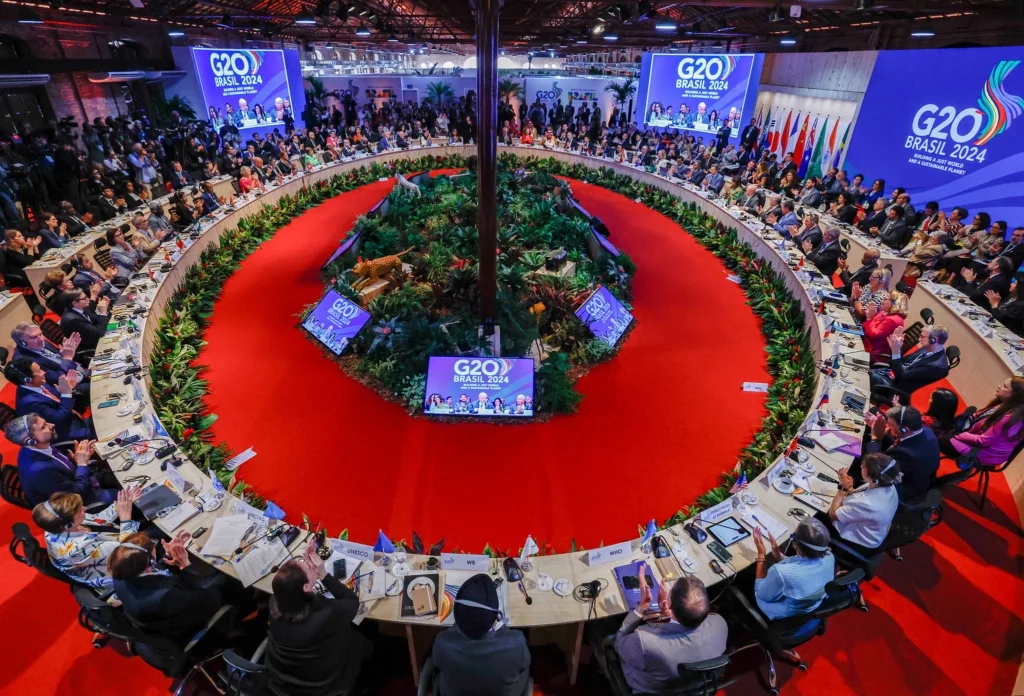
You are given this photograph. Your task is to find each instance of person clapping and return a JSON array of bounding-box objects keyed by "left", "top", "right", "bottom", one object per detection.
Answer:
[{"left": 751, "top": 519, "right": 835, "bottom": 620}]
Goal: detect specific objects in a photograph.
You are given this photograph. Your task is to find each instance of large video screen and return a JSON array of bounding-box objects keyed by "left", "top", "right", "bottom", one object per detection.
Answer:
[
  {"left": 638, "top": 53, "right": 762, "bottom": 140},
  {"left": 843, "top": 47, "right": 1024, "bottom": 224},
  {"left": 301, "top": 289, "right": 371, "bottom": 355},
  {"left": 576, "top": 287, "right": 634, "bottom": 347},
  {"left": 424, "top": 357, "right": 535, "bottom": 417},
  {"left": 191, "top": 48, "right": 295, "bottom": 133}
]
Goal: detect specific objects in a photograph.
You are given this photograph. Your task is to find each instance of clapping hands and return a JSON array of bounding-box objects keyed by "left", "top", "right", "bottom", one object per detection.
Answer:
[
  {"left": 887, "top": 326, "right": 904, "bottom": 353},
  {"left": 961, "top": 267, "right": 977, "bottom": 283},
  {"left": 161, "top": 530, "right": 192, "bottom": 568},
  {"left": 60, "top": 332, "right": 81, "bottom": 359}
]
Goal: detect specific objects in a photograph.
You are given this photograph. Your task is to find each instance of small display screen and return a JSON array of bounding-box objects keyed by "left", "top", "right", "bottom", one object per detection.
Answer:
[{"left": 707, "top": 517, "right": 751, "bottom": 547}]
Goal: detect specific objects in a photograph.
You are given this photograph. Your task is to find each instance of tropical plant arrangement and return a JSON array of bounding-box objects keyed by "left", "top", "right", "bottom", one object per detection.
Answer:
[
  {"left": 311, "top": 165, "right": 636, "bottom": 419},
  {"left": 148, "top": 152, "right": 816, "bottom": 552}
]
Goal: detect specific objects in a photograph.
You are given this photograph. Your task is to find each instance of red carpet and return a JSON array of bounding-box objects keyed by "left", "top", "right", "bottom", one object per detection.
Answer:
[
  {"left": 0, "top": 181, "right": 1020, "bottom": 694},
  {"left": 198, "top": 177, "right": 772, "bottom": 551}
]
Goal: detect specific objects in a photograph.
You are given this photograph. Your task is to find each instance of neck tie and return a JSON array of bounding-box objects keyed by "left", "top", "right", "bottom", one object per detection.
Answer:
[
  {"left": 41, "top": 386, "right": 60, "bottom": 403},
  {"left": 51, "top": 449, "right": 75, "bottom": 470}
]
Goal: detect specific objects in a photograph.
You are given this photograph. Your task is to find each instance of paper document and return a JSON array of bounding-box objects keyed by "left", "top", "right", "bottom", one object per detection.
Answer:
[
  {"left": 813, "top": 432, "right": 849, "bottom": 452},
  {"left": 224, "top": 447, "right": 257, "bottom": 471},
  {"left": 232, "top": 538, "right": 290, "bottom": 587},
  {"left": 161, "top": 502, "right": 200, "bottom": 530},
  {"left": 201, "top": 514, "right": 252, "bottom": 558},
  {"left": 742, "top": 510, "right": 789, "bottom": 540}
]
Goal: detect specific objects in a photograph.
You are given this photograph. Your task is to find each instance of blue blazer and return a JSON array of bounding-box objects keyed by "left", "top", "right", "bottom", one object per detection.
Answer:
[
  {"left": 13, "top": 345, "right": 80, "bottom": 386},
  {"left": 865, "top": 428, "right": 941, "bottom": 502},
  {"left": 772, "top": 211, "right": 799, "bottom": 234},
  {"left": 15, "top": 385, "right": 90, "bottom": 441},
  {"left": 17, "top": 446, "right": 92, "bottom": 506}
]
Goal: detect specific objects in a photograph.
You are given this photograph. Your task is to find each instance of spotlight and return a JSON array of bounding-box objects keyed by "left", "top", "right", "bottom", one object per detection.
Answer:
[
  {"left": 769, "top": 7, "right": 785, "bottom": 22},
  {"left": 910, "top": 22, "right": 935, "bottom": 37},
  {"left": 18, "top": 7, "right": 44, "bottom": 23},
  {"left": 604, "top": 33, "right": 618, "bottom": 41},
  {"left": 168, "top": 28, "right": 185, "bottom": 37},
  {"left": 780, "top": 34, "right": 797, "bottom": 45},
  {"left": 655, "top": 20, "right": 677, "bottom": 31},
  {"left": 295, "top": 10, "right": 317, "bottom": 25},
  {"left": 356, "top": 24, "right": 371, "bottom": 36}
]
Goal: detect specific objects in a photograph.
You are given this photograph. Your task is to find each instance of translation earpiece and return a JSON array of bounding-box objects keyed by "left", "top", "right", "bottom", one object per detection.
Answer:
[{"left": 25, "top": 438, "right": 37, "bottom": 446}]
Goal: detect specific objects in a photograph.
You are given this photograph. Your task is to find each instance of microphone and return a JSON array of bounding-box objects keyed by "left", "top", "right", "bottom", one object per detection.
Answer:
[
  {"left": 270, "top": 527, "right": 315, "bottom": 574},
  {"left": 235, "top": 522, "right": 290, "bottom": 556}
]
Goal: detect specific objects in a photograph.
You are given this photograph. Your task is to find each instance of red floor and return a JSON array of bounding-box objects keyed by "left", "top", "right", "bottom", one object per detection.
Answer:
[
  {"left": 0, "top": 179, "right": 1021, "bottom": 695},
  {"left": 198, "top": 177, "right": 772, "bottom": 551}
]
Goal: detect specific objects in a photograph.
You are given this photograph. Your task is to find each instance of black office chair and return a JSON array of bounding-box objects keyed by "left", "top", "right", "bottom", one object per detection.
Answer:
[
  {"left": 726, "top": 569, "right": 866, "bottom": 695},
  {"left": 945, "top": 345, "right": 960, "bottom": 369},
  {"left": 920, "top": 306, "right": 935, "bottom": 325},
  {"left": 870, "top": 345, "right": 960, "bottom": 406},
  {"left": 0, "top": 462, "right": 31, "bottom": 509},
  {"left": 9, "top": 522, "right": 82, "bottom": 586},
  {"left": 219, "top": 639, "right": 269, "bottom": 696},
  {"left": 124, "top": 606, "right": 238, "bottom": 696},
  {"left": 839, "top": 238, "right": 851, "bottom": 257},
  {"left": 598, "top": 635, "right": 733, "bottom": 696},
  {"left": 93, "top": 240, "right": 113, "bottom": 270},
  {"left": 72, "top": 584, "right": 138, "bottom": 649},
  {"left": 39, "top": 318, "right": 67, "bottom": 346},
  {"left": 944, "top": 438, "right": 1024, "bottom": 510},
  {"left": 829, "top": 489, "right": 943, "bottom": 577},
  {"left": 417, "top": 655, "right": 535, "bottom": 696}
]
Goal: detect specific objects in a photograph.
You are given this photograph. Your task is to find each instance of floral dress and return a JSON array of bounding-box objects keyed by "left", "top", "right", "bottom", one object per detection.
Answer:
[{"left": 44, "top": 503, "right": 139, "bottom": 588}]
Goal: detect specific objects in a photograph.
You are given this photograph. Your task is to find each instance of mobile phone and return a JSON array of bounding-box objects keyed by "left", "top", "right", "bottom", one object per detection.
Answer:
[
  {"left": 817, "top": 473, "right": 839, "bottom": 485},
  {"left": 622, "top": 572, "right": 655, "bottom": 591},
  {"left": 707, "top": 541, "right": 733, "bottom": 564},
  {"left": 332, "top": 558, "right": 347, "bottom": 578},
  {"left": 192, "top": 526, "right": 208, "bottom": 538},
  {"left": 98, "top": 398, "right": 120, "bottom": 409}
]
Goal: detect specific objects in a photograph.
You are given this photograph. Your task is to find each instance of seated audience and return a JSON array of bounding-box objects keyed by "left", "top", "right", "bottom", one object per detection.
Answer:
[
  {"left": 60, "top": 288, "right": 111, "bottom": 357},
  {"left": 614, "top": 572, "right": 727, "bottom": 693},
  {"left": 792, "top": 213, "right": 823, "bottom": 249},
  {"left": 31, "top": 488, "right": 140, "bottom": 588},
  {"left": 6, "top": 358, "right": 92, "bottom": 441},
  {"left": 825, "top": 453, "right": 901, "bottom": 553},
  {"left": 267, "top": 543, "right": 371, "bottom": 696},
  {"left": 850, "top": 267, "right": 892, "bottom": 320},
  {"left": 875, "top": 205, "right": 911, "bottom": 250},
  {"left": 870, "top": 325, "right": 950, "bottom": 401},
  {"left": 903, "top": 231, "right": 952, "bottom": 278},
  {"left": 432, "top": 573, "right": 531, "bottom": 696},
  {"left": 862, "top": 291, "right": 908, "bottom": 360},
  {"left": 105, "top": 225, "right": 146, "bottom": 285},
  {"left": 70, "top": 253, "right": 120, "bottom": 300},
  {"left": 923, "top": 388, "right": 960, "bottom": 441},
  {"left": 837, "top": 248, "right": 881, "bottom": 296},
  {"left": 109, "top": 531, "right": 228, "bottom": 646},
  {"left": 985, "top": 276, "right": 1024, "bottom": 335},
  {"left": 752, "top": 518, "right": 835, "bottom": 620},
  {"left": 960, "top": 256, "right": 1013, "bottom": 308},
  {"left": 939, "top": 377, "right": 1024, "bottom": 466},
  {"left": 864, "top": 405, "right": 941, "bottom": 501},
  {"left": 804, "top": 224, "right": 841, "bottom": 277}
]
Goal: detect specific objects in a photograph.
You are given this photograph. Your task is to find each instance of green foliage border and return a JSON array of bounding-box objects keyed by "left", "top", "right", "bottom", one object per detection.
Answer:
[{"left": 148, "top": 152, "right": 816, "bottom": 549}]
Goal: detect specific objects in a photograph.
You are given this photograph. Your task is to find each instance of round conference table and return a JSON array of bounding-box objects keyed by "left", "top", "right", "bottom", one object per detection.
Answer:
[{"left": 85, "top": 144, "right": 1021, "bottom": 685}]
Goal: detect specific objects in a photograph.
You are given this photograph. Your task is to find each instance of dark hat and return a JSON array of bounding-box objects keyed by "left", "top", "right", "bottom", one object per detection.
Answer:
[{"left": 453, "top": 573, "right": 499, "bottom": 640}]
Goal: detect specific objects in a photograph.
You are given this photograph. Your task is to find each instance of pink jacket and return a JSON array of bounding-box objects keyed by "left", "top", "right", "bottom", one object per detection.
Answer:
[{"left": 953, "top": 411, "right": 1024, "bottom": 465}]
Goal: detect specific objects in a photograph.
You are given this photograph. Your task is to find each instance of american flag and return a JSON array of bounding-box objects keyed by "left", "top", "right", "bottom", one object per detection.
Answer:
[{"left": 729, "top": 472, "right": 749, "bottom": 494}]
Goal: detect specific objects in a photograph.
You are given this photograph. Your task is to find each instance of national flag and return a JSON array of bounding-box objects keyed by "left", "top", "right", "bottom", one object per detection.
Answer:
[
  {"left": 792, "top": 114, "right": 811, "bottom": 169},
  {"left": 832, "top": 122, "right": 852, "bottom": 170},
  {"left": 757, "top": 108, "right": 772, "bottom": 155},
  {"left": 520, "top": 535, "right": 539, "bottom": 563},
  {"left": 754, "top": 103, "right": 764, "bottom": 132},
  {"left": 823, "top": 318, "right": 832, "bottom": 339},
  {"left": 785, "top": 437, "right": 798, "bottom": 457},
  {"left": 729, "top": 473, "right": 749, "bottom": 494},
  {"left": 373, "top": 529, "right": 395, "bottom": 553},
  {"left": 819, "top": 390, "right": 830, "bottom": 408},
  {"left": 641, "top": 519, "right": 658, "bottom": 545},
  {"left": 781, "top": 111, "right": 800, "bottom": 157},
  {"left": 797, "top": 255, "right": 805, "bottom": 270},
  {"left": 822, "top": 119, "right": 840, "bottom": 174},
  {"left": 175, "top": 236, "right": 184, "bottom": 250},
  {"left": 263, "top": 501, "right": 286, "bottom": 519},
  {"left": 797, "top": 116, "right": 818, "bottom": 177},
  {"left": 208, "top": 469, "right": 226, "bottom": 492},
  {"left": 767, "top": 111, "right": 781, "bottom": 153},
  {"left": 805, "top": 117, "right": 829, "bottom": 179}
]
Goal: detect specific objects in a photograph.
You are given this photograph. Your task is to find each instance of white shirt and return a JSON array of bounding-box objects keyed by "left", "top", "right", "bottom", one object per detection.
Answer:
[{"left": 834, "top": 485, "right": 899, "bottom": 548}]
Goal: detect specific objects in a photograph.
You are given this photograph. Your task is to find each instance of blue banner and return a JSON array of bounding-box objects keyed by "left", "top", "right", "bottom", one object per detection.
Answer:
[{"left": 844, "top": 47, "right": 1024, "bottom": 224}]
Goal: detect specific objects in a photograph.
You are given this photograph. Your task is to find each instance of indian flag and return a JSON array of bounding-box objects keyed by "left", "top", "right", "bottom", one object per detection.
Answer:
[{"left": 805, "top": 117, "right": 829, "bottom": 179}]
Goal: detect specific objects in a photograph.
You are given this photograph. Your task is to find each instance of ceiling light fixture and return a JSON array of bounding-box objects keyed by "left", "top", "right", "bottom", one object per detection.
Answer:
[
  {"left": 356, "top": 25, "right": 371, "bottom": 36},
  {"left": 17, "top": 7, "right": 44, "bottom": 24},
  {"left": 168, "top": 28, "right": 185, "bottom": 37},
  {"left": 655, "top": 20, "right": 677, "bottom": 31},
  {"left": 604, "top": 33, "right": 618, "bottom": 41},
  {"left": 910, "top": 22, "right": 935, "bottom": 37},
  {"left": 294, "top": 10, "right": 317, "bottom": 25},
  {"left": 387, "top": 32, "right": 398, "bottom": 42}
]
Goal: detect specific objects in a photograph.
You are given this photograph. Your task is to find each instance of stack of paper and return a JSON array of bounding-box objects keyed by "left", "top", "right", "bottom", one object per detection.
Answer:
[{"left": 200, "top": 514, "right": 252, "bottom": 558}]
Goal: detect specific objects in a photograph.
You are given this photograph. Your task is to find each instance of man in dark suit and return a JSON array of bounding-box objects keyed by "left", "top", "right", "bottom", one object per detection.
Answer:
[
  {"left": 98, "top": 187, "right": 123, "bottom": 221},
  {"left": 432, "top": 573, "right": 530, "bottom": 696},
  {"left": 740, "top": 118, "right": 760, "bottom": 149},
  {"left": 738, "top": 184, "right": 762, "bottom": 215},
  {"left": 8, "top": 358, "right": 92, "bottom": 441},
  {"left": 60, "top": 288, "right": 110, "bottom": 358},
  {"left": 998, "top": 226, "right": 1024, "bottom": 271},
  {"left": 961, "top": 256, "right": 1013, "bottom": 307},
  {"left": 169, "top": 161, "right": 193, "bottom": 190},
  {"left": 6, "top": 414, "right": 113, "bottom": 506},
  {"left": 58, "top": 200, "right": 91, "bottom": 236},
  {"left": 686, "top": 161, "right": 706, "bottom": 186},
  {"left": 804, "top": 225, "right": 842, "bottom": 277},
  {"left": 838, "top": 248, "right": 881, "bottom": 296},
  {"left": 798, "top": 178, "right": 822, "bottom": 208},
  {"left": 701, "top": 164, "right": 725, "bottom": 195},
  {"left": 871, "top": 325, "right": 950, "bottom": 403},
  {"left": 876, "top": 205, "right": 910, "bottom": 250},
  {"left": 864, "top": 406, "right": 941, "bottom": 501},
  {"left": 858, "top": 197, "right": 888, "bottom": 235},
  {"left": 70, "top": 253, "right": 120, "bottom": 301},
  {"left": 791, "top": 213, "right": 823, "bottom": 249},
  {"left": 12, "top": 322, "right": 90, "bottom": 406}
]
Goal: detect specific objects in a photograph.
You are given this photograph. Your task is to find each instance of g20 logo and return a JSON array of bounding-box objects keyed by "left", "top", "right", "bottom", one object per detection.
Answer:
[
  {"left": 535, "top": 81, "right": 562, "bottom": 101},
  {"left": 585, "top": 293, "right": 610, "bottom": 314},
  {"left": 331, "top": 298, "right": 360, "bottom": 319},
  {"left": 453, "top": 359, "right": 510, "bottom": 377},
  {"left": 208, "top": 51, "right": 262, "bottom": 77},
  {"left": 676, "top": 55, "right": 737, "bottom": 81},
  {"left": 911, "top": 104, "right": 983, "bottom": 144}
]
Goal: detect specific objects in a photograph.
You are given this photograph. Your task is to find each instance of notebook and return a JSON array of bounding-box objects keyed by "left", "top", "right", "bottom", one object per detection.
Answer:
[{"left": 400, "top": 573, "right": 440, "bottom": 620}]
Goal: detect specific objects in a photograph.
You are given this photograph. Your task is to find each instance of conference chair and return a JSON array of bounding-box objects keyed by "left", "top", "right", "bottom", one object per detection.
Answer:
[
  {"left": 92, "top": 239, "right": 112, "bottom": 270},
  {"left": 123, "top": 605, "right": 238, "bottom": 696},
  {"left": 829, "top": 489, "right": 943, "bottom": 577},
  {"left": 72, "top": 584, "right": 139, "bottom": 649},
  {"left": 942, "top": 438, "right": 1024, "bottom": 511},
  {"left": 38, "top": 318, "right": 95, "bottom": 364},
  {"left": 838, "top": 238, "right": 851, "bottom": 261},
  {"left": 0, "top": 462, "right": 31, "bottom": 509},
  {"left": 9, "top": 521, "right": 115, "bottom": 592},
  {"left": 417, "top": 656, "right": 535, "bottom": 696},
  {"left": 598, "top": 635, "right": 733, "bottom": 696},
  {"left": 219, "top": 639, "right": 269, "bottom": 696},
  {"left": 725, "top": 569, "right": 865, "bottom": 695},
  {"left": 871, "top": 344, "right": 961, "bottom": 405}
]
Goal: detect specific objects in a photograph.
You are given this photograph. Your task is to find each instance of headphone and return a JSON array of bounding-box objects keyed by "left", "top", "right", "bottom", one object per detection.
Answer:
[
  {"left": 454, "top": 597, "right": 503, "bottom": 623},
  {"left": 929, "top": 333, "right": 937, "bottom": 345},
  {"left": 43, "top": 500, "right": 73, "bottom": 530},
  {"left": 6, "top": 361, "right": 33, "bottom": 386},
  {"left": 120, "top": 542, "right": 150, "bottom": 553},
  {"left": 897, "top": 406, "right": 908, "bottom": 434},
  {"left": 872, "top": 458, "right": 898, "bottom": 486},
  {"left": 16, "top": 415, "right": 37, "bottom": 446},
  {"left": 793, "top": 537, "right": 830, "bottom": 553}
]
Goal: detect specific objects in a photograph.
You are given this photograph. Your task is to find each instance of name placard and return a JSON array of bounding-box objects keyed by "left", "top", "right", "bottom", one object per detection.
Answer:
[
  {"left": 440, "top": 553, "right": 491, "bottom": 571},
  {"left": 587, "top": 540, "right": 632, "bottom": 566},
  {"left": 331, "top": 539, "right": 375, "bottom": 562},
  {"left": 700, "top": 499, "right": 734, "bottom": 524}
]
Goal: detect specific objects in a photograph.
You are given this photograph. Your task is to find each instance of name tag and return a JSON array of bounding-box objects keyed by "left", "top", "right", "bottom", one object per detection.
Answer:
[
  {"left": 332, "top": 540, "right": 374, "bottom": 562},
  {"left": 440, "top": 553, "right": 490, "bottom": 571},
  {"left": 700, "top": 499, "right": 734, "bottom": 523},
  {"left": 588, "top": 540, "right": 632, "bottom": 566}
]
